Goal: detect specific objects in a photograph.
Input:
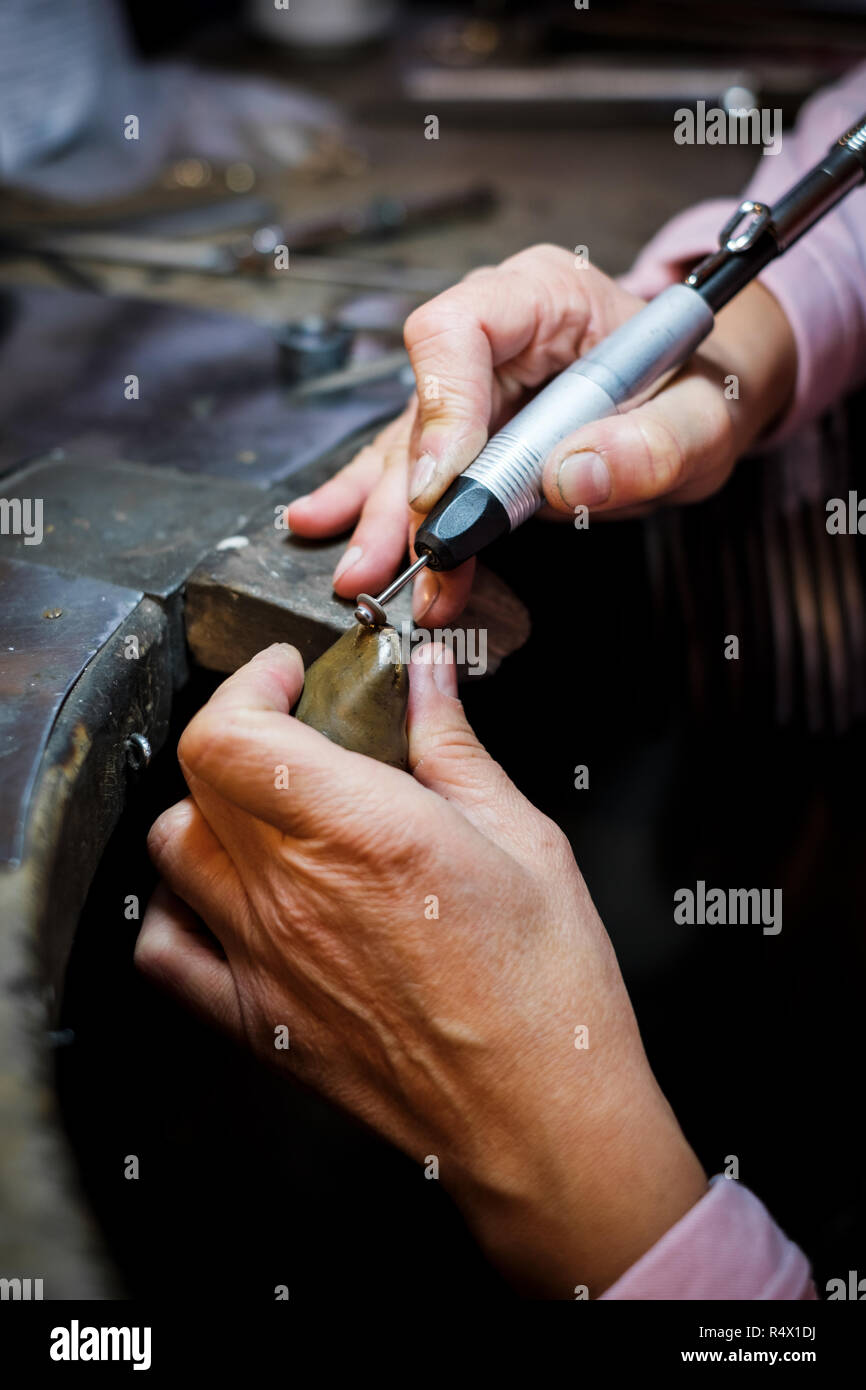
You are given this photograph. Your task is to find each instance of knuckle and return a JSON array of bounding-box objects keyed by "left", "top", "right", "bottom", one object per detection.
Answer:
[
  {"left": 419, "top": 723, "right": 485, "bottom": 764},
  {"left": 177, "top": 708, "right": 225, "bottom": 778},
  {"left": 133, "top": 922, "right": 173, "bottom": 981},
  {"left": 631, "top": 413, "right": 687, "bottom": 496},
  {"left": 416, "top": 738, "right": 513, "bottom": 811},
  {"left": 147, "top": 799, "right": 193, "bottom": 860},
  {"left": 305, "top": 796, "right": 421, "bottom": 880},
  {"left": 505, "top": 242, "right": 572, "bottom": 272},
  {"left": 404, "top": 298, "right": 453, "bottom": 350},
  {"left": 530, "top": 812, "right": 573, "bottom": 865},
  {"left": 405, "top": 280, "right": 492, "bottom": 353},
  {"left": 146, "top": 818, "right": 169, "bottom": 861},
  {"left": 461, "top": 263, "right": 497, "bottom": 284},
  {"left": 176, "top": 716, "right": 203, "bottom": 773}
]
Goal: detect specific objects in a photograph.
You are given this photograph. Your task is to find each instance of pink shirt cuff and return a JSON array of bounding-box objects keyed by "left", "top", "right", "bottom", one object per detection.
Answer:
[
  {"left": 619, "top": 63, "right": 866, "bottom": 447},
  {"left": 599, "top": 1176, "right": 817, "bottom": 1300}
]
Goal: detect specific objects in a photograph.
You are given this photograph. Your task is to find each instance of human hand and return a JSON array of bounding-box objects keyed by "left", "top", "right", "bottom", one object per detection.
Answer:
[
  {"left": 137, "top": 643, "right": 706, "bottom": 1296},
  {"left": 288, "top": 245, "right": 795, "bottom": 625}
]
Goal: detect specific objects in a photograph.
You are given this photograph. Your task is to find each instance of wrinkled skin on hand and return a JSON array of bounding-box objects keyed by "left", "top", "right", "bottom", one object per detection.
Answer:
[
  {"left": 294, "top": 623, "right": 409, "bottom": 770},
  {"left": 136, "top": 643, "right": 706, "bottom": 1297},
  {"left": 287, "top": 246, "right": 795, "bottom": 628}
]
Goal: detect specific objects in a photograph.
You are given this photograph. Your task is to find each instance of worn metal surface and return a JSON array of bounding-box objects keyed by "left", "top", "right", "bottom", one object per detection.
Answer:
[
  {"left": 0, "top": 557, "right": 142, "bottom": 867},
  {"left": 0, "top": 596, "right": 171, "bottom": 1297},
  {"left": 0, "top": 285, "right": 410, "bottom": 483},
  {"left": 0, "top": 454, "right": 260, "bottom": 599},
  {"left": 20, "top": 598, "right": 173, "bottom": 998}
]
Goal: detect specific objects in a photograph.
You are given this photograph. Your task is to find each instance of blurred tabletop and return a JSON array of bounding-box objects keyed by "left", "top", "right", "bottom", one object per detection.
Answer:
[{"left": 0, "top": 34, "right": 762, "bottom": 329}]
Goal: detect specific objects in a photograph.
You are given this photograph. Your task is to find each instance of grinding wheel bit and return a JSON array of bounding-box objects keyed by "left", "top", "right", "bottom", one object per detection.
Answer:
[{"left": 294, "top": 623, "right": 409, "bottom": 769}]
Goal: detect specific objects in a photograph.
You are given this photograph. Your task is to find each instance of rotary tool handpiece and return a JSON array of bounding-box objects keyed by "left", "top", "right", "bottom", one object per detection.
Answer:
[
  {"left": 353, "top": 117, "right": 866, "bottom": 627},
  {"left": 411, "top": 118, "right": 866, "bottom": 575},
  {"left": 413, "top": 283, "right": 714, "bottom": 571}
]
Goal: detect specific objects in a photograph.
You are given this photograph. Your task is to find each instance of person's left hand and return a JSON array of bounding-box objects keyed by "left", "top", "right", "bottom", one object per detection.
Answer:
[{"left": 136, "top": 642, "right": 706, "bottom": 1296}]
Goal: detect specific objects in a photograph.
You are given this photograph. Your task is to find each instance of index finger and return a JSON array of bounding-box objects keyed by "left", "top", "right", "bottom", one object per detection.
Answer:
[
  {"left": 403, "top": 246, "right": 624, "bottom": 510},
  {"left": 177, "top": 643, "right": 421, "bottom": 843},
  {"left": 202, "top": 642, "right": 304, "bottom": 717}
]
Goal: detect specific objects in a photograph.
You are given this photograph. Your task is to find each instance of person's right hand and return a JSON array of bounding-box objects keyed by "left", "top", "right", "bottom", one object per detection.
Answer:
[{"left": 288, "top": 245, "right": 796, "bottom": 625}]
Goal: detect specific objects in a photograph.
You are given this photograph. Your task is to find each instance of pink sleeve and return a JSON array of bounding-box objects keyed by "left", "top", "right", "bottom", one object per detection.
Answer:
[
  {"left": 599, "top": 1176, "right": 817, "bottom": 1300},
  {"left": 620, "top": 63, "right": 866, "bottom": 445}
]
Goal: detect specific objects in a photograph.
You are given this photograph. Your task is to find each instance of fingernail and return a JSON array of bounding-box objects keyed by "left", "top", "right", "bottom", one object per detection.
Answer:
[
  {"left": 413, "top": 569, "right": 439, "bottom": 621},
  {"left": 332, "top": 544, "right": 363, "bottom": 585},
  {"left": 251, "top": 643, "right": 301, "bottom": 670},
  {"left": 409, "top": 451, "right": 438, "bottom": 504},
  {"left": 556, "top": 451, "right": 611, "bottom": 508}
]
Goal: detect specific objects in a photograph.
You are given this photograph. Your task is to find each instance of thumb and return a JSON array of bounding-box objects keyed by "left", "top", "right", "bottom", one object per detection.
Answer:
[
  {"left": 540, "top": 370, "right": 733, "bottom": 517},
  {"left": 407, "top": 646, "right": 537, "bottom": 852}
]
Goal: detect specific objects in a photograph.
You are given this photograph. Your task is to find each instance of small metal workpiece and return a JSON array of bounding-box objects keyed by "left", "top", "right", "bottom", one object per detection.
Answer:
[{"left": 354, "top": 553, "right": 430, "bottom": 626}]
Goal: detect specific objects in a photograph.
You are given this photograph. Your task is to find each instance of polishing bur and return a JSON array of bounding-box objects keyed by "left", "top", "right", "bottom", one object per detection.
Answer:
[{"left": 354, "top": 553, "right": 430, "bottom": 626}]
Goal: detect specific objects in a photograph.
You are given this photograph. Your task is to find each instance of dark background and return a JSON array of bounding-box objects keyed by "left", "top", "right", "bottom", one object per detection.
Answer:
[{"left": 56, "top": 490, "right": 866, "bottom": 1300}]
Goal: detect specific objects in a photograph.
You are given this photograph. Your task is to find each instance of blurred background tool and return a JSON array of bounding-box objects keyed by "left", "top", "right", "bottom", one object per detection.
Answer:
[
  {"left": 399, "top": 3, "right": 863, "bottom": 120},
  {"left": 287, "top": 345, "right": 412, "bottom": 397},
  {"left": 0, "top": 225, "right": 461, "bottom": 290},
  {"left": 0, "top": 228, "right": 458, "bottom": 294},
  {"left": 0, "top": 183, "right": 491, "bottom": 293},
  {"left": 276, "top": 314, "right": 355, "bottom": 383}
]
